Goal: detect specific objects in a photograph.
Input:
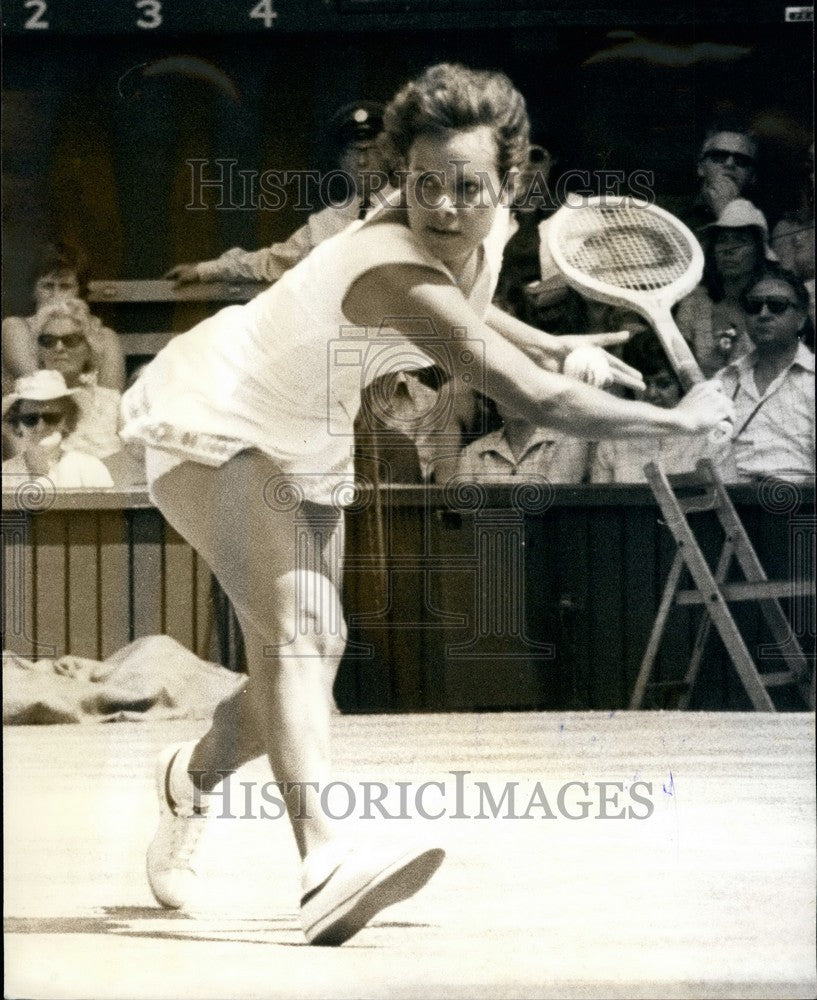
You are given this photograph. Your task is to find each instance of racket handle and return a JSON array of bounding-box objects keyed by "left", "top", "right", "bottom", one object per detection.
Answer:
[
  {"left": 651, "top": 311, "right": 706, "bottom": 392},
  {"left": 652, "top": 313, "right": 733, "bottom": 442},
  {"left": 676, "top": 363, "right": 706, "bottom": 393}
]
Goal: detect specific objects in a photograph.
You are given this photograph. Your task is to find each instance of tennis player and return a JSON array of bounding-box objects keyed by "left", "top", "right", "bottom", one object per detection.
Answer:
[{"left": 120, "top": 62, "right": 733, "bottom": 946}]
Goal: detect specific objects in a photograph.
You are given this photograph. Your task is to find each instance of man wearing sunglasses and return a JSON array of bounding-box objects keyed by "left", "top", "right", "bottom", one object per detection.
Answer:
[
  {"left": 673, "top": 124, "right": 775, "bottom": 248},
  {"left": 697, "top": 128, "right": 758, "bottom": 216},
  {"left": 664, "top": 123, "right": 763, "bottom": 235},
  {"left": 715, "top": 263, "right": 815, "bottom": 484}
]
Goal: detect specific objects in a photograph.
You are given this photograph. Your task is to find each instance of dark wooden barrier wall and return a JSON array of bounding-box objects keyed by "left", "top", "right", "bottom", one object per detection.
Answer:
[
  {"left": 3, "top": 484, "right": 813, "bottom": 712},
  {"left": 338, "top": 483, "right": 815, "bottom": 712},
  {"left": 2, "top": 490, "right": 212, "bottom": 663}
]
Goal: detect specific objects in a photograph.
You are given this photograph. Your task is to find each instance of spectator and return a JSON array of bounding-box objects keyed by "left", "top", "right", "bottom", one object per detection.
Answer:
[
  {"left": 683, "top": 123, "right": 762, "bottom": 236},
  {"left": 354, "top": 371, "right": 437, "bottom": 485},
  {"left": 716, "top": 264, "right": 815, "bottom": 484},
  {"left": 771, "top": 212, "right": 815, "bottom": 327},
  {"left": 590, "top": 330, "right": 720, "bottom": 482},
  {"left": 491, "top": 144, "right": 552, "bottom": 320},
  {"left": 499, "top": 214, "right": 650, "bottom": 339},
  {"left": 2, "top": 241, "right": 125, "bottom": 393},
  {"left": 675, "top": 198, "right": 773, "bottom": 377},
  {"left": 356, "top": 368, "right": 503, "bottom": 485},
  {"left": 165, "top": 102, "right": 389, "bottom": 285},
  {"left": 2, "top": 370, "right": 113, "bottom": 488},
  {"left": 455, "top": 396, "right": 591, "bottom": 483},
  {"left": 31, "top": 298, "right": 123, "bottom": 459},
  {"left": 771, "top": 137, "right": 814, "bottom": 334}
]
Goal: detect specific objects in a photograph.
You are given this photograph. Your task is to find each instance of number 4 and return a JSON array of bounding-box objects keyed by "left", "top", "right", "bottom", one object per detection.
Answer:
[{"left": 249, "top": 0, "right": 277, "bottom": 28}]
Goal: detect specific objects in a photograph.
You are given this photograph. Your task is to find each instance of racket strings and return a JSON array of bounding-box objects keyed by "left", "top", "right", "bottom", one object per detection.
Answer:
[{"left": 563, "top": 206, "right": 694, "bottom": 291}]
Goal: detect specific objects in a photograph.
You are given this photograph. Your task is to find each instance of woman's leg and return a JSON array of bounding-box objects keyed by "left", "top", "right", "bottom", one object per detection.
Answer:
[
  {"left": 148, "top": 450, "right": 443, "bottom": 942},
  {"left": 152, "top": 451, "right": 345, "bottom": 857}
]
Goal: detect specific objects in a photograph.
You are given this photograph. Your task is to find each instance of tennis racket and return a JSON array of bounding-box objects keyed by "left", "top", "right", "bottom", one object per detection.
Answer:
[{"left": 546, "top": 195, "right": 705, "bottom": 391}]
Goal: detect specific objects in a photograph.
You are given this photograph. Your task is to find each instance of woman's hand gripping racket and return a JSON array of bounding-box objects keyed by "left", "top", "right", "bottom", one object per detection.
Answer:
[{"left": 546, "top": 195, "right": 733, "bottom": 437}]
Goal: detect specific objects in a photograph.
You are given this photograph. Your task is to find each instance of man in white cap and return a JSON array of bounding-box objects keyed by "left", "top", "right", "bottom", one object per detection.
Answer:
[{"left": 675, "top": 197, "right": 777, "bottom": 377}]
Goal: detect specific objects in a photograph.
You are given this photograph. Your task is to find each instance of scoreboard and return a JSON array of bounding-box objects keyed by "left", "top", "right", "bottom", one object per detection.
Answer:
[
  {"left": 2, "top": 0, "right": 812, "bottom": 314},
  {"left": 3, "top": 0, "right": 811, "bottom": 35}
]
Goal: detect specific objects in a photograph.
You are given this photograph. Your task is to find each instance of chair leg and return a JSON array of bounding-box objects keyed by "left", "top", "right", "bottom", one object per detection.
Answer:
[{"left": 630, "top": 550, "right": 685, "bottom": 709}]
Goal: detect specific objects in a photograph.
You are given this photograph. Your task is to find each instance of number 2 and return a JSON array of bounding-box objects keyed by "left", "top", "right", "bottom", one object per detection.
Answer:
[
  {"left": 249, "top": 0, "right": 277, "bottom": 28},
  {"left": 24, "top": 0, "right": 49, "bottom": 29},
  {"left": 135, "top": 0, "right": 162, "bottom": 29}
]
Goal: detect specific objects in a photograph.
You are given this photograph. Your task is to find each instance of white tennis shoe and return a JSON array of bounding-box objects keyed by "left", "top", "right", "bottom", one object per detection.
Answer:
[
  {"left": 300, "top": 840, "right": 445, "bottom": 945},
  {"left": 146, "top": 741, "right": 210, "bottom": 909}
]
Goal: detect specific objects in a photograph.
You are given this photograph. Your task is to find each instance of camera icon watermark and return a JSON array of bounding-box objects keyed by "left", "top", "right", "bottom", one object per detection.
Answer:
[{"left": 327, "top": 318, "right": 486, "bottom": 442}]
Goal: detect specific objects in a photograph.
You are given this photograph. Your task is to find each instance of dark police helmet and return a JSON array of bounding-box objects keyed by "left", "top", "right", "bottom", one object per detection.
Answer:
[{"left": 328, "top": 101, "right": 385, "bottom": 151}]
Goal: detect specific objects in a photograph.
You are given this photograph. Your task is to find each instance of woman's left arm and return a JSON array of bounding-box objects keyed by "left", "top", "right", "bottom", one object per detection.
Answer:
[{"left": 484, "top": 303, "right": 570, "bottom": 369}]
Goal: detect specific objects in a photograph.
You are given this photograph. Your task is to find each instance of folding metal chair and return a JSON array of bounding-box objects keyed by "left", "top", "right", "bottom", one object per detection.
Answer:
[{"left": 630, "top": 459, "right": 813, "bottom": 711}]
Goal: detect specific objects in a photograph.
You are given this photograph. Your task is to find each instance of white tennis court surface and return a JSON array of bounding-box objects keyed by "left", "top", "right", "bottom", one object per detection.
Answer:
[{"left": 5, "top": 711, "right": 815, "bottom": 999}]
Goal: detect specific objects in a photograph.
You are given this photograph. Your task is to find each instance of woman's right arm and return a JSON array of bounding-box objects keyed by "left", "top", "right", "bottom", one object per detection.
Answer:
[{"left": 343, "top": 264, "right": 734, "bottom": 441}]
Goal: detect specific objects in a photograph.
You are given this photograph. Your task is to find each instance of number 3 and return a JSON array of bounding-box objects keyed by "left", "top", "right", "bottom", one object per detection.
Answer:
[
  {"left": 24, "top": 0, "right": 49, "bottom": 29},
  {"left": 135, "top": 0, "right": 162, "bottom": 29}
]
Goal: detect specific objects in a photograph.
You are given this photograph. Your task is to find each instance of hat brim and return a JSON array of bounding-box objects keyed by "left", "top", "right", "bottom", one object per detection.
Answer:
[
  {"left": 700, "top": 216, "right": 778, "bottom": 258},
  {"left": 2, "top": 385, "right": 80, "bottom": 419}
]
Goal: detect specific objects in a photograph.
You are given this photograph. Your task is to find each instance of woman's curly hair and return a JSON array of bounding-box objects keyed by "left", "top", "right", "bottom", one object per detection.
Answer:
[{"left": 380, "top": 63, "right": 530, "bottom": 178}]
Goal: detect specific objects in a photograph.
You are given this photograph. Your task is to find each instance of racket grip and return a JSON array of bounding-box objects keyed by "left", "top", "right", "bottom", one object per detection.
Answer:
[
  {"left": 651, "top": 311, "right": 706, "bottom": 392},
  {"left": 677, "top": 363, "right": 706, "bottom": 393}
]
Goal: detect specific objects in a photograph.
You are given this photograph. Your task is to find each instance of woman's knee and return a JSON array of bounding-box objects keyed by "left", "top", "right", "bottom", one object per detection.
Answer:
[
  {"left": 241, "top": 569, "right": 345, "bottom": 660},
  {"left": 284, "top": 569, "right": 345, "bottom": 655}
]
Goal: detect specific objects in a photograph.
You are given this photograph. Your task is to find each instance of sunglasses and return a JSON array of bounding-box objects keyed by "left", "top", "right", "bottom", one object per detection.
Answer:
[
  {"left": 37, "top": 332, "right": 86, "bottom": 349},
  {"left": 704, "top": 149, "right": 755, "bottom": 170},
  {"left": 744, "top": 297, "right": 799, "bottom": 316},
  {"left": 12, "top": 411, "right": 65, "bottom": 428}
]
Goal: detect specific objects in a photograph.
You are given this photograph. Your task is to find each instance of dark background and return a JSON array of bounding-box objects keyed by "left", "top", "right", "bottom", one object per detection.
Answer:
[{"left": 3, "top": 3, "right": 813, "bottom": 313}]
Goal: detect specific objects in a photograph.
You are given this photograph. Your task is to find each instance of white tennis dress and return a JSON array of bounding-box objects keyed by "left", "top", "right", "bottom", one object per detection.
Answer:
[{"left": 121, "top": 206, "right": 506, "bottom": 504}]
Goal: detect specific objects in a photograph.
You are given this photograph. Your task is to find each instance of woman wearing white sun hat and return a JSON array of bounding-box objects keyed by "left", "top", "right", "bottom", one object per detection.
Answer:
[{"left": 2, "top": 370, "right": 113, "bottom": 489}]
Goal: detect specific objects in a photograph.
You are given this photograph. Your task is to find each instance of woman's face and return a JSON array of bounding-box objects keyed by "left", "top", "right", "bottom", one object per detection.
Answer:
[
  {"left": 10, "top": 400, "right": 69, "bottom": 448},
  {"left": 744, "top": 278, "right": 806, "bottom": 353},
  {"left": 36, "top": 316, "right": 91, "bottom": 386},
  {"left": 33, "top": 269, "right": 80, "bottom": 310},
  {"left": 404, "top": 126, "right": 504, "bottom": 272},
  {"left": 712, "top": 228, "right": 760, "bottom": 280}
]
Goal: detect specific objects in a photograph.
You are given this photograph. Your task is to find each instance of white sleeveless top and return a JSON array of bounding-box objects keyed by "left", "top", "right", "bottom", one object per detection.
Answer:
[{"left": 121, "top": 205, "right": 507, "bottom": 504}]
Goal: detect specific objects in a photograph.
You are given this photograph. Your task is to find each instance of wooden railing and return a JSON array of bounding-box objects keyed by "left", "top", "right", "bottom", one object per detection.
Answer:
[
  {"left": 3, "top": 483, "right": 813, "bottom": 712},
  {"left": 87, "top": 279, "right": 267, "bottom": 362}
]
